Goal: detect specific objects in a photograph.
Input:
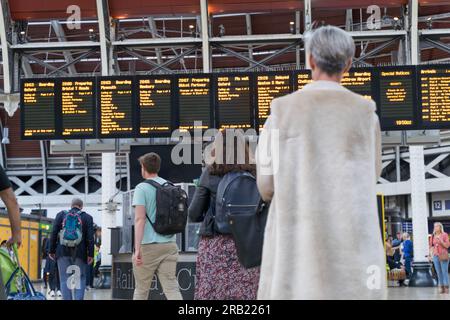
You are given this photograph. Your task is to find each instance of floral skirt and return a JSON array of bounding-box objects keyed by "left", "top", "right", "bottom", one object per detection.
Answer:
[{"left": 194, "top": 234, "right": 260, "bottom": 300}]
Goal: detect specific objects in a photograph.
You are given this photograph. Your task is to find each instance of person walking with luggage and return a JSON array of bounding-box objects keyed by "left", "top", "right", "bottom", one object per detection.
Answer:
[
  {"left": 0, "top": 164, "right": 21, "bottom": 300},
  {"left": 188, "top": 130, "right": 260, "bottom": 300},
  {"left": 48, "top": 198, "right": 94, "bottom": 300},
  {"left": 429, "top": 222, "right": 450, "bottom": 294},
  {"left": 132, "top": 152, "right": 183, "bottom": 300}
]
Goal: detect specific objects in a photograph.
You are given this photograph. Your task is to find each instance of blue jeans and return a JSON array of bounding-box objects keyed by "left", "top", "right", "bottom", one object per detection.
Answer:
[
  {"left": 57, "top": 257, "right": 86, "bottom": 300},
  {"left": 404, "top": 257, "right": 412, "bottom": 277},
  {"left": 433, "top": 255, "right": 450, "bottom": 286}
]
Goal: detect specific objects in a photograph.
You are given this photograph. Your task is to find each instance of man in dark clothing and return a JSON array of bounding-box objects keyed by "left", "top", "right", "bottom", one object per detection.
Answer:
[
  {"left": 45, "top": 239, "right": 61, "bottom": 298},
  {"left": 48, "top": 198, "right": 94, "bottom": 300},
  {"left": 0, "top": 164, "right": 21, "bottom": 300},
  {"left": 393, "top": 231, "right": 403, "bottom": 264}
]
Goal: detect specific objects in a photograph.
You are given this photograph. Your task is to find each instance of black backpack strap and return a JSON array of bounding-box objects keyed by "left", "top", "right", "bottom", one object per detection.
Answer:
[
  {"left": 143, "top": 179, "right": 163, "bottom": 189},
  {"left": 141, "top": 179, "right": 166, "bottom": 230}
]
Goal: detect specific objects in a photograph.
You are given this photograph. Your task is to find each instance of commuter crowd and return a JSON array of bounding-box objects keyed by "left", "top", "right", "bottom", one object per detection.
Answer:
[
  {"left": 2, "top": 25, "right": 449, "bottom": 300},
  {"left": 130, "top": 25, "right": 386, "bottom": 300}
]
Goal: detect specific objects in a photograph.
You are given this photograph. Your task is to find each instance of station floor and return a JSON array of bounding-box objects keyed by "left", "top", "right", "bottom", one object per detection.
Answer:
[{"left": 35, "top": 284, "right": 450, "bottom": 300}]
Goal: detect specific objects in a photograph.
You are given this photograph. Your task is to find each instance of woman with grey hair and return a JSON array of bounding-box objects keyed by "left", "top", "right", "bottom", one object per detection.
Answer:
[{"left": 256, "top": 25, "right": 385, "bottom": 299}]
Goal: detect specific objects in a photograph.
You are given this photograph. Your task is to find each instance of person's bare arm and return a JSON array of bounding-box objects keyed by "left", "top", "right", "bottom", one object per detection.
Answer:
[
  {"left": 133, "top": 205, "right": 146, "bottom": 266},
  {"left": 256, "top": 114, "right": 275, "bottom": 202},
  {"left": 0, "top": 187, "right": 21, "bottom": 246}
]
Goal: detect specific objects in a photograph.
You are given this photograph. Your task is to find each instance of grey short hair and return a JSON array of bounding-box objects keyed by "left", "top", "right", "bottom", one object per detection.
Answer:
[
  {"left": 71, "top": 197, "right": 83, "bottom": 209},
  {"left": 304, "top": 25, "right": 355, "bottom": 75}
]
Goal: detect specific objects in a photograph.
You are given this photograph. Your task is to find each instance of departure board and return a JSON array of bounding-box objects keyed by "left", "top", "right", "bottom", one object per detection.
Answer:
[
  {"left": 98, "top": 78, "right": 135, "bottom": 137},
  {"left": 138, "top": 76, "right": 173, "bottom": 136},
  {"left": 21, "top": 80, "right": 57, "bottom": 139},
  {"left": 178, "top": 75, "right": 212, "bottom": 130},
  {"left": 60, "top": 78, "right": 96, "bottom": 138},
  {"left": 294, "top": 70, "right": 312, "bottom": 90},
  {"left": 215, "top": 74, "right": 253, "bottom": 130},
  {"left": 377, "top": 67, "right": 416, "bottom": 130},
  {"left": 256, "top": 73, "right": 292, "bottom": 130},
  {"left": 341, "top": 69, "right": 374, "bottom": 99},
  {"left": 418, "top": 66, "right": 450, "bottom": 129}
]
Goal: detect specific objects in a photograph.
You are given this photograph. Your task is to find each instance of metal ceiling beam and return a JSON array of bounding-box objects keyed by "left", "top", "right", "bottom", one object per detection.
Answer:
[
  {"left": 304, "top": 0, "right": 312, "bottom": 32},
  {"left": 244, "top": 41, "right": 301, "bottom": 71},
  {"left": 96, "top": 0, "right": 112, "bottom": 76},
  {"left": 21, "top": 55, "right": 33, "bottom": 77},
  {"left": 346, "top": 9, "right": 354, "bottom": 31},
  {"left": 11, "top": 41, "right": 100, "bottom": 51},
  {"left": 210, "top": 33, "right": 302, "bottom": 45},
  {"left": 122, "top": 47, "right": 171, "bottom": 72},
  {"left": 0, "top": 0, "right": 12, "bottom": 94},
  {"left": 147, "top": 17, "right": 163, "bottom": 65},
  {"left": 420, "top": 28, "right": 450, "bottom": 36},
  {"left": 21, "top": 53, "right": 70, "bottom": 76},
  {"left": 304, "top": 0, "right": 312, "bottom": 69},
  {"left": 51, "top": 20, "right": 77, "bottom": 75},
  {"left": 200, "top": 0, "right": 210, "bottom": 72},
  {"left": 295, "top": 10, "right": 301, "bottom": 68},
  {"left": 147, "top": 45, "right": 200, "bottom": 74},
  {"left": 245, "top": 13, "right": 254, "bottom": 68},
  {"left": 112, "top": 37, "right": 201, "bottom": 48},
  {"left": 422, "top": 38, "right": 450, "bottom": 55},
  {"left": 47, "top": 49, "right": 96, "bottom": 76},
  {"left": 410, "top": 0, "right": 419, "bottom": 65},
  {"left": 213, "top": 43, "right": 268, "bottom": 69},
  {"left": 353, "top": 37, "right": 400, "bottom": 64},
  {"left": 348, "top": 30, "right": 407, "bottom": 41},
  {"left": 418, "top": 12, "right": 450, "bottom": 23}
]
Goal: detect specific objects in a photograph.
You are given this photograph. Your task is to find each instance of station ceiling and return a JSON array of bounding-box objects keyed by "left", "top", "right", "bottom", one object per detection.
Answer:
[
  {"left": 4, "top": 1, "right": 450, "bottom": 158},
  {"left": 8, "top": 1, "right": 450, "bottom": 20}
]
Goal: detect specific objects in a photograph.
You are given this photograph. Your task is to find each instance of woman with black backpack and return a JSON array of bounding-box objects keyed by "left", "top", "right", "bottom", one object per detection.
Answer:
[{"left": 188, "top": 129, "right": 260, "bottom": 300}]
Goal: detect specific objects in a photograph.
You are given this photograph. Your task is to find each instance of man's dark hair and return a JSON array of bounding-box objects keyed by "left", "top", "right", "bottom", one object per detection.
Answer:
[
  {"left": 138, "top": 152, "right": 161, "bottom": 174},
  {"left": 71, "top": 197, "right": 83, "bottom": 209},
  {"left": 0, "top": 240, "right": 6, "bottom": 246}
]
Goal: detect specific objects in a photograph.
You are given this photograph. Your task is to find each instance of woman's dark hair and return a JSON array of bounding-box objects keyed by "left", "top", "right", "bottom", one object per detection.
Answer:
[{"left": 207, "top": 129, "right": 256, "bottom": 177}]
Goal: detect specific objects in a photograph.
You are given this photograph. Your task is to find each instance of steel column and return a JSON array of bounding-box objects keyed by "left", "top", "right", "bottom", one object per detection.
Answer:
[
  {"left": 200, "top": 0, "right": 210, "bottom": 72},
  {"left": 97, "top": 0, "right": 116, "bottom": 273}
]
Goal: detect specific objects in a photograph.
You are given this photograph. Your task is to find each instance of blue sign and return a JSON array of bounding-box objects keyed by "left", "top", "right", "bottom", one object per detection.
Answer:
[{"left": 434, "top": 200, "right": 443, "bottom": 211}]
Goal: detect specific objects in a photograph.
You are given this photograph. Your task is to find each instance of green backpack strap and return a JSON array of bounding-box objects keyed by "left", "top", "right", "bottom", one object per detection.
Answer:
[{"left": 11, "top": 244, "right": 22, "bottom": 279}]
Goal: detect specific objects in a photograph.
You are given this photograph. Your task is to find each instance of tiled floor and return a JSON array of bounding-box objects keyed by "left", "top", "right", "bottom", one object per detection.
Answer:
[
  {"left": 387, "top": 287, "right": 450, "bottom": 300},
  {"left": 36, "top": 283, "right": 450, "bottom": 300}
]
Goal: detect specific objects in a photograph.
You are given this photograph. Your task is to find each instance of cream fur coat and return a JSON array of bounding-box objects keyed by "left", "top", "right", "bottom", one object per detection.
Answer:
[{"left": 256, "top": 80, "right": 387, "bottom": 300}]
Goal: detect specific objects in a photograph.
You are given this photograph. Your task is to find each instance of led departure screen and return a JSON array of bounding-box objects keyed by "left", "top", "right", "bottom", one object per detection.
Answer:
[
  {"left": 98, "top": 78, "right": 134, "bottom": 137},
  {"left": 419, "top": 66, "right": 450, "bottom": 129},
  {"left": 178, "top": 76, "right": 212, "bottom": 130},
  {"left": 256, "top": 73, "right": 291, "bottom": 130},
  {"left": 21, "top": 80, "right": 56, "bottom": 139},
  {"left": 216, "top": 74, "right": 253, "bottom": 130},
  {"left": 341, "top": 69, "right": 374, "bottom": 99},
  {"left": 61, "top": 79, "right": 96, "bottom": 138},
  {"left": 378, "top": 67, "right": 416, "bottom": 130},
  {"left": 294, "top": 70, "right": 312, "bottom": 90},
  {"left": 138, "top": 77, "right": 172, "bottom": 135}
]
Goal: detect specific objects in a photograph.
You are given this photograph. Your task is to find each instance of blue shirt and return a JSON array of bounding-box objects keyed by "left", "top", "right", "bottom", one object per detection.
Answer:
[
  {"left": 132, "top": 177, "right": 176, "bottom": 244},
  {"left": 403, "top": 239, "right": 413, "bottom": 259}
]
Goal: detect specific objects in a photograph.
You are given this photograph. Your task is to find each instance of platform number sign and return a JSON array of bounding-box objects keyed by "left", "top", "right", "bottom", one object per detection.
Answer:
[{"left": 434, "top": 200, "right": 443, "bottom": 211}]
